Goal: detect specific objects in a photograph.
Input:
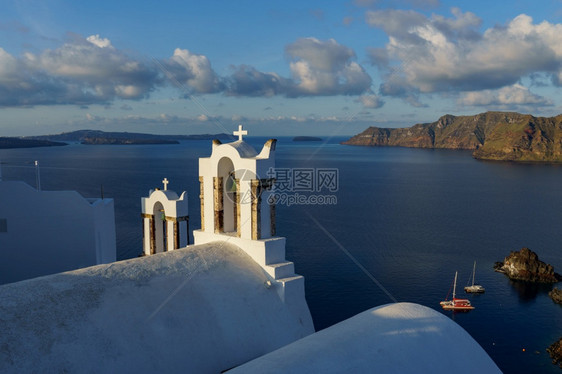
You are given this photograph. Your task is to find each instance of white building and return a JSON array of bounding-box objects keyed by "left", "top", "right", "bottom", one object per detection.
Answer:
[
  {"left": 0, "top": 179, "right": 116, "bottom": 285},
  {"left": 141, "top": 178, "right": 189, "bottom": 256}
]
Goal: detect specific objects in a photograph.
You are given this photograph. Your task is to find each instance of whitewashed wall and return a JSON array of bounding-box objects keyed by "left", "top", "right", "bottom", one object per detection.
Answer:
[{"left": 0, "top": 181, "right": 116, "bottom": 284}]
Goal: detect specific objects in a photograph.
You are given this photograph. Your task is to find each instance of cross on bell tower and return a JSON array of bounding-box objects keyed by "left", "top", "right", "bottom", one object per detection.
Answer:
[{"left": 233, "top": 124, "right": 248, "bottom": 141}]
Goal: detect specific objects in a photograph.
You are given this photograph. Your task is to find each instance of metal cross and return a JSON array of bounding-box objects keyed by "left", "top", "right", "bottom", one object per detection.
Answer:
[{"left": 162, "top": 178, "right": 169, "bottom": 191}]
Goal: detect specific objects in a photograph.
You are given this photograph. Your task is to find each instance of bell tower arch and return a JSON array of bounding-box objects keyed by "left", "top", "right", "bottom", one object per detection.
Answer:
[{"left": 141, "top": 178, "right": 189, "bottom": 256}]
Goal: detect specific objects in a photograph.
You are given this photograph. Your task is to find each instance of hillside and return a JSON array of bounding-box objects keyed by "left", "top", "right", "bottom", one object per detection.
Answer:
[{"left": 342, "top": 112, "right": 562, "bottom": 162}]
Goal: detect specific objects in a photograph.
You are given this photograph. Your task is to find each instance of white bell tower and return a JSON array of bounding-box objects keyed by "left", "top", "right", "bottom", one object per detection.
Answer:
[
  {"left": 196, "top": 126, "right": 276, "bottom": 240},
  {"left": 193, "top": 126, "right": 305, "bottom": 304},
  {"left": 196, "top": 125, "right": 277, "bottom": 240},
  {"left": 141, "top": 178, "right": 189, "bottom": 255}
]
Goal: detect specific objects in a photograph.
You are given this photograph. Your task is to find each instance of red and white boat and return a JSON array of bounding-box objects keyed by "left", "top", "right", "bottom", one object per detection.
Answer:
[{"left": 440, "top": 271, "right": 475, "bottom": 311}]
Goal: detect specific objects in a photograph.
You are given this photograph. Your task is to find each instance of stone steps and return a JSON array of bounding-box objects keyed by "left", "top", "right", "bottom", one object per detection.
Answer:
[
  {"left": 265, "top": 261, "right": 294, "bottom": 279},
  {"left": 273, "top": 275, "right": 305, "bottom": 303},
  {"left": 276, "top": 275, "right": 303, "bottom": 283}
]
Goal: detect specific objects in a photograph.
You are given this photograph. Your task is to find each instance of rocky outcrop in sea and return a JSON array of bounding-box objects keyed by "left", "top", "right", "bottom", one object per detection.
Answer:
[
  {"left": 494, "top": 247, "right": 561, "bottom": 283},
  {"left": 550, "top": 287, "right": 562, "bottom": 304},
  {"left": 547, "top": 337, "right": 562, "bottom": 369}
]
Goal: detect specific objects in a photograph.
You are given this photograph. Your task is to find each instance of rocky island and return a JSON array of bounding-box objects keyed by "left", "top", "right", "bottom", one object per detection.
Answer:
[
  {"left": 343, "top": 112, "right": 562, "bottom": 162},
  {"left": 547, "top": 338, "right": 562, "bottom": 369},
  {"left": 494, "top": 247, "right": 561, "bottom": 283},
  {"left": 550, "top": 287, "right": 562, "bottom": 304},
  {"left": 293, "top": 136, "right": 322, "bottom": 141}
]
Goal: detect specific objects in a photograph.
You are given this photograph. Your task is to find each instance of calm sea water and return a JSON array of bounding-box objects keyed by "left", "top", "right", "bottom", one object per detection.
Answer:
[{"left": 1, "top": 137, "right": 561, "bottom": 373}]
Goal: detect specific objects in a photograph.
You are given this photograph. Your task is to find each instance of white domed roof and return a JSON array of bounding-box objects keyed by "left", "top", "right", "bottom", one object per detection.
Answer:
[
  {"left": 0, "top": 242, "right": 313, "bottom": 373},
  {"left": 227, "top": 140, "right": 258, "bottom": 158},
  {"left": 232, "top": 302, "right": 501, "bottom": 373}
]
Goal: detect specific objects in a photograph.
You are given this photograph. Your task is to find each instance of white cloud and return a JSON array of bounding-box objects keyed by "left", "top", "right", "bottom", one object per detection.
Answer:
[
  {"left": 0, "top": 34, "right": 371, "bottom": 108},
  {"left": 358, "top": 94, "right": 384, "bottom": 108},
  {"left": 226, "top": 65, "right": 287, "bottom": 97},
  {"left": 285, "top": 37, "right": 372, "bottom": 96},
  {"left": 0, "top": 34, "right": 158, "bottom": 106},
  {"left": 32, "top": 35, "right": 149, "bottom": 84},
  {"left": 86, "top": 35, "right": 112, "bottom": 48},
  {"left": 225, "top": 38, "right": 372, "bottom": 97},
  {"left": 86, "top": 113, "right": 103, "bottom": 121},
  {"left": 367, "top": 9, "right": 562, "bottom": 104},
  {"left": 0, "top": 48, "right": 17, "bottom": 77},
  {"left": 458, "top": 84, "right": 552, "bottom": 107},
  {"left": 159, "top": 113, "right": 179, "bottom": 122},
  {"left": 114, "top": 85, "right": 144, "bottom": 98},
  {"left": 431, "top": 7, "right": 481, "bottom": 35},
  {"left": 164, "top": 48, "right": 222, "bottom": 93},
  {"left": 286, "top": 38, "right": 355, "bottom": 72}
]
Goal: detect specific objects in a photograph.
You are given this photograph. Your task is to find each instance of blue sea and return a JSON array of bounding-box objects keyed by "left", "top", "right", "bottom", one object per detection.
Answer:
[{"left": 1, "top": 137, "right": 561, "bottom": 373}]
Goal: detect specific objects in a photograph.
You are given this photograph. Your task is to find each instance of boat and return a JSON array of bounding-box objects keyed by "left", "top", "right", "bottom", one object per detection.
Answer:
[
  {"left": 464, "top": 261, "right": 485, "bottom": 293},
  {"left": 440, "top": 271, "right": 475, "bottom": 311}
]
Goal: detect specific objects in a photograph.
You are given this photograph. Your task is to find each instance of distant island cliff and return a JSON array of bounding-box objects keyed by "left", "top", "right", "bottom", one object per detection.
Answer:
[
  {"left": 0, "top": 130, "right": 231, "bottom": 149},
  {"left": 27, "top": 130, "right": 230, "bottom": 143},
  {"left": 342, "top": 112, "right": 562, "bottom": 162},
  {"left": 81, "top": 137, "right": 179, "bottom": 145},
  {"left": 0, "top": 137, "right": 66, "bottom": 149}
]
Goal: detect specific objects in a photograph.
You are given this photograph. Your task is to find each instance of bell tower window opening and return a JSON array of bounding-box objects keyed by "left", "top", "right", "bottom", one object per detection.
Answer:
[
  {"left": 153, "top": 202, "right": 167, "bottom": 253},
  {"left": 217, "top": 157, "right": 236, "bottom": 234}
]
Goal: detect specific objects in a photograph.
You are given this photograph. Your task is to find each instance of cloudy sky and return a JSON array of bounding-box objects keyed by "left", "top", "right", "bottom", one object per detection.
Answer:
[{"left": 1, "top": 0, "right": 562, "bottom": 136}]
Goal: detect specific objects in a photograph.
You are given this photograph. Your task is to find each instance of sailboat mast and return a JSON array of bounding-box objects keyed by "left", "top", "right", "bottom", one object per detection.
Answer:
[
  {"left": 472, "top": 261, "right": 476, "bottom": 287},
  {"left": 453, "top": 271, "right": 457, "bottom": 299}
]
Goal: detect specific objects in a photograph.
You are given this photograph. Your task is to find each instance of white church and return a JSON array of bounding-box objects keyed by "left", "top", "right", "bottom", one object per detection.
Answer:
[{"left": 0, "top": 126, "right": 501, "bottom": 373}]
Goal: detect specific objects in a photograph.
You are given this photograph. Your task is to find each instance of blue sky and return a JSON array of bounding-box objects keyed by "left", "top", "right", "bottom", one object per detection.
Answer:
[{"left": 1, "top": 0, "right": 562, "bottom": 136}]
